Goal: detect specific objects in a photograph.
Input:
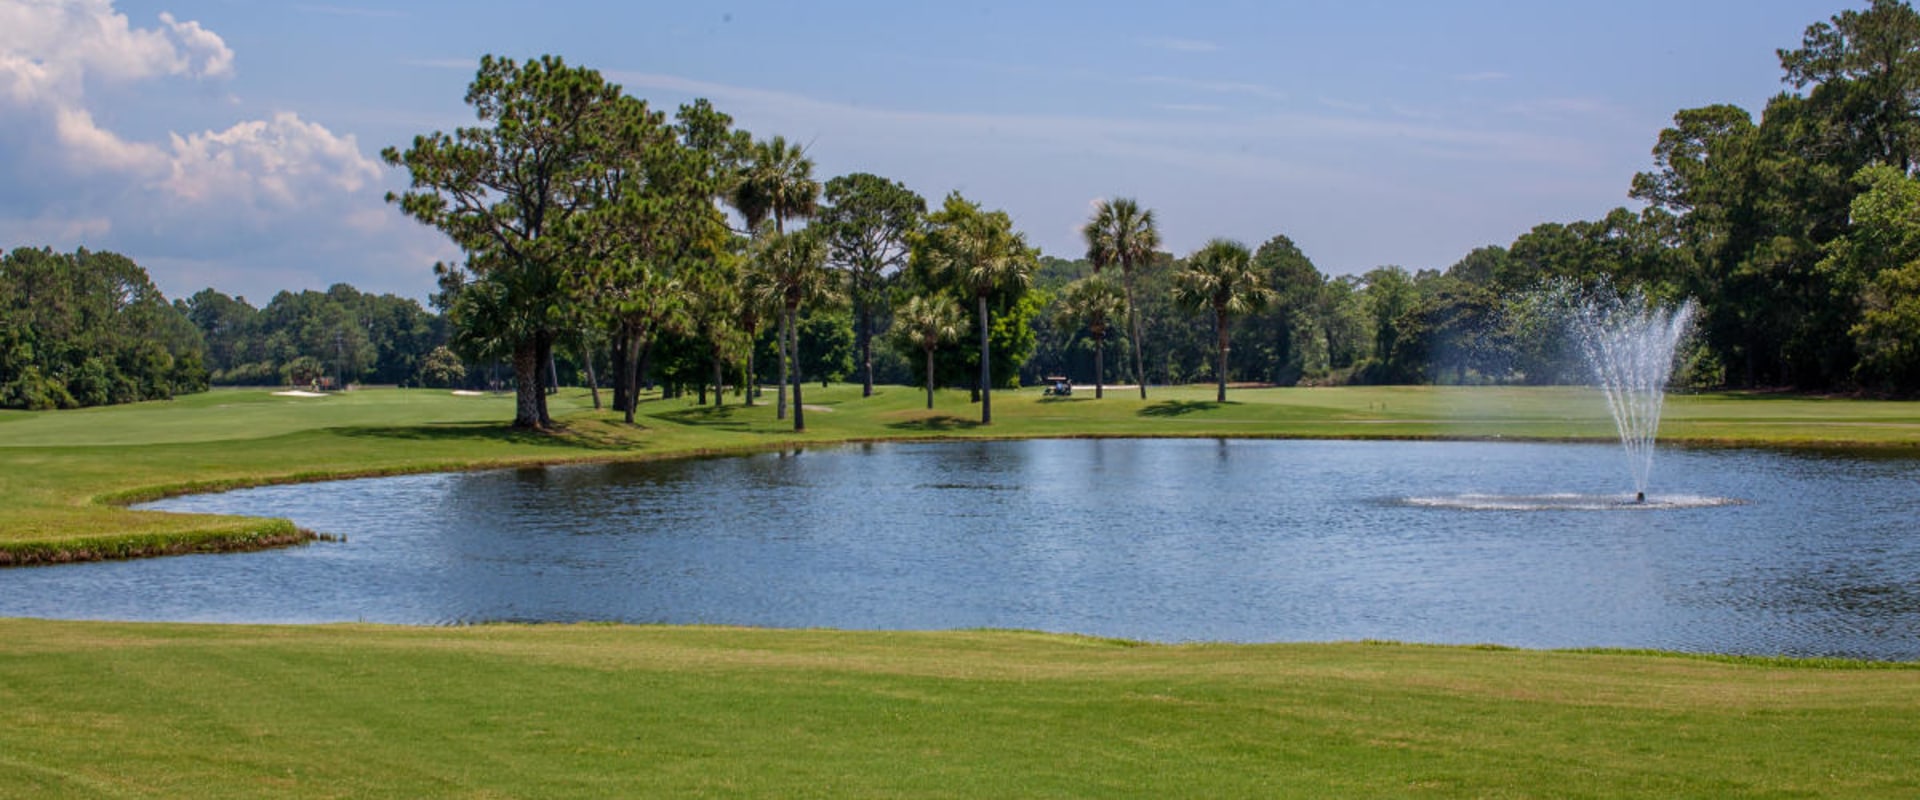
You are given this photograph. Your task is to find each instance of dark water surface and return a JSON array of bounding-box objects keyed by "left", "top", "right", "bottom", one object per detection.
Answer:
[{"left": 7, "top": 439, "right": 1920, "bottom": 659}]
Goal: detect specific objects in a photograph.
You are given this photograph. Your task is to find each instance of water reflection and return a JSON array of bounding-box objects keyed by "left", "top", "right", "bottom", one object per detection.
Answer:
[{"left": 1, "top": 439, "right": 1916, "bottom": 660}]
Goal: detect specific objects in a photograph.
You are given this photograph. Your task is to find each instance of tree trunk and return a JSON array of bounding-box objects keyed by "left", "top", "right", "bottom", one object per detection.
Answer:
[
  {"left": 924, "top": 348, "right": 936, "bottom": 409},
  {"left": 632, "top": 336, "right": 655, "bottom": 424},
  {"left": 547, "top": 348, "right": 560, "bottom": 395},
  {"left": 621, "top": 331, "right": 642, "bottom": 425},
  {"left": 1128, "top": 297, "right": 1147, "bottom": 400},
  {"left": 978, "top": 294, "right": 992, "bottom": 425},
  {"left": 790, "top": 307, "right": 806, "bottom": 432},
  {"left": 581, "top": 334, "right": 600, "bottom": 411},
  {"left": 744, "top": 322, "right": 757, "bottom": 407},
  {"left": 510, "top": 339, "right": 542, "bottom": 430},
  {"left": 1094, "top": 328, "right": 1105, "bottom": 400},
  {"left": 776, "top": 311, "right": 790, "bottom": 420},
  {"left": 859, "top": 299, "right": 874, "bottom": 398},
  {"left": 610, "top": 326, "right": 630, "bottom": 413},
  {"left": 1121, "top": 268, "right": 1148, "bottom": 399},
  {"left": 712, "top": 346, "right": 725, "bottom": 408},
  {"left": 1216, "top": 306, "right": 1230, "bottom": 404},
  {"left": 534, "top": 333, "right": 555, "bottom": 427}
]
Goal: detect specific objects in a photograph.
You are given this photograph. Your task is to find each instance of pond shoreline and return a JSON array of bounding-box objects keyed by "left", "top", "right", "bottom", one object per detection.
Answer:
[
  {"left": 10, "top": 428, "right": 1917, "bottom": 568},
  {"left": 7, "top": 385, "right": 1918, "bottom": 568}
]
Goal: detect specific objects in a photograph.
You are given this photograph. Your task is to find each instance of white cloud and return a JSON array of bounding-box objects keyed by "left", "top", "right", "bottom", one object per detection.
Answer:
[
  {"left": 0, "top": 1, "right": 359, "bottom": 200},
  {"left": 0, "top": 0, "right": 232, "bottom": 93},
  {"left": 165, "top": 112, "right": 381, "bottom": 205},
  {"left": 159, "top": 12, "right": 234, "bottom": 78},
  {"left": 0, "top": 52, "right": 56, "bottom": 105},
  {"left": 0, "top": 0, "right": 411, "bottom": 300},
  {"left": 53, "top": 105, "right": 164, "bottom": 172}
]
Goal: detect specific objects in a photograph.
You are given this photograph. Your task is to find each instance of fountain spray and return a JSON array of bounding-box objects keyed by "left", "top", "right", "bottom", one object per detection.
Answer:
[{"left": 1564, "top": 286, "right": 1697, "bottom": 502}]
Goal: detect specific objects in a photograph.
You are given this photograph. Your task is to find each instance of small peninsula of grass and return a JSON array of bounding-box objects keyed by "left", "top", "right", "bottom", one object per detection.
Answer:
[
  {"left": 3, "top": 385, "right": 1919, "bottom": 796},
  {"left": 3, "top": 383, "right": 1918, "bottom": 564}
]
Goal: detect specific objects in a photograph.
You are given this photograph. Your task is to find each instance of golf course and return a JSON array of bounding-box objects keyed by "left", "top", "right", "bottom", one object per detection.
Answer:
[{"left": 3, "top": 385, "right": 1919, "bottom": 797}]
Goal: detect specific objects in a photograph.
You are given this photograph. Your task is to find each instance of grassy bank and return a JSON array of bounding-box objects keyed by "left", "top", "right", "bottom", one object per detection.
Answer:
[
  {"left": 2, "top": 619, "right": 1916, "bottom": 798},
  {"left": 3, "top": 383, "right": 1918, "bottom": 562}
]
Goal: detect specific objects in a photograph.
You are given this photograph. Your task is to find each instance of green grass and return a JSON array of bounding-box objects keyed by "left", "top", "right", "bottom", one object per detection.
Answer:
[
  {"left": 3, "top": 385, "right": 1918, "bottom": 796},
  {"left": 2, "top": 620, "right": 1917, "bottom": 798}
]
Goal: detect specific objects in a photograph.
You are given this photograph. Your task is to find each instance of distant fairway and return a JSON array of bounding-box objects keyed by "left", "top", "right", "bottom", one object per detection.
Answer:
[{"left": 0, "top": 386, "right": 577, "bottom": 446}]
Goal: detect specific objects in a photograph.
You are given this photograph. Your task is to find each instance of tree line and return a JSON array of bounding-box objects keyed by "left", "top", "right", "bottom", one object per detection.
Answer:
[
  {"left": 179, "top": 284, "right": 450, "bottom": 389},
  {"left": 0, "top": 245, "right": 460, "bottom": 410},
  {"left": 13, "top": 2, "right": 1920, "bottom": 414},
  {"left": 0, "top": 247, "right": 206, "bottom": 409},
  {"left": 1032, "top": 0, "right": 1920, "bottom": 397}
]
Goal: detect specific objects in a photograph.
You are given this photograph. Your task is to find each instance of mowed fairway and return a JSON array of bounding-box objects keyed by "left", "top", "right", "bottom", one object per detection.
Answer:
[
  {"left": 2, "top": 385, "right": 1919, "bottom": 797},
  {"left": 2, "top": 620, "right": 1917, "bottom": 798}
]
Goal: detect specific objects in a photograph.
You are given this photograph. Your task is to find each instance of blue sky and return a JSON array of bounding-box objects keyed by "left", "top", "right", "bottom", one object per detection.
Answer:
[{"left": 0, "top": 0, "right": 1861, "bottom": 303}]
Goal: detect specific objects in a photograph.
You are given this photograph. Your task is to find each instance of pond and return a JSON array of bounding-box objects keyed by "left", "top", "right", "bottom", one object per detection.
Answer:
[{"left": 5, "top": 439, "right": 1919, "bottom": 660}]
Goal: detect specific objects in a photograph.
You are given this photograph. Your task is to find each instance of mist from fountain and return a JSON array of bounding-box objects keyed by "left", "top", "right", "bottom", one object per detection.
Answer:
[{"left": 1566, "top": 287, "right": 1698, "bottom": 501}]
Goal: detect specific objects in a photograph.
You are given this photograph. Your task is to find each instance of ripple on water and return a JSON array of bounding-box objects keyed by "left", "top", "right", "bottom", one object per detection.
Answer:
[{"left": 1401, "top": 493, "right": 1746, "bottom": 511}]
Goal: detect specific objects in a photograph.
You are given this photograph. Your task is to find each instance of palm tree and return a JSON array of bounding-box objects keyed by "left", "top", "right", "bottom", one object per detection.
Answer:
[
  {"left": 920, "top": 194, "right": 1035, "bottom": 425},
  {"left": 731, "top": 135, "right": 820, "bottom": 235},
  {"left": 750, "top": 227, "right": 835, "bottom": 430},
  {"left": 734, "top": 248, "right": 780, "bottom": 408},
  {"left": 1054, "top": 275, "right": 1127, "bottom": 399},
  {"left": 1081, "top": 198, "right": 1160, "bottom": 399},
  {"left": 894, "top": 294, "right": 967, "bottom": 409},
  {"left": 729, "top": 138, "right": 820, "bottom": 419},
  {"left": 1173, "top": 238, "right": 1276, "bottom": 403}
]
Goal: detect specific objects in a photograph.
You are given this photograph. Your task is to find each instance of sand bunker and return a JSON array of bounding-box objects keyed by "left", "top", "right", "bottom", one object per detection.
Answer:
[{"left": 271, "top": 390, "right": 327, "bottom": 398}]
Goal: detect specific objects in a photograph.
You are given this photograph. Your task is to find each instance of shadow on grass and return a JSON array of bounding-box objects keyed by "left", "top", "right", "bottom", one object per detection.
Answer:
[
  {"left": 652, "top": 404, "right": 804, "bottom": 436},
  {"left": 335, "top": 422, "right": 637, "bottom": 451},
  {"left": 886, "top": 414, "right": 983, "bottom": 432},
  {"left": 1138, "top": 400, "right": 1233, "bottom": 417},
  {"left": 655, "top": 404, "right": 749, "bottom": 428}
]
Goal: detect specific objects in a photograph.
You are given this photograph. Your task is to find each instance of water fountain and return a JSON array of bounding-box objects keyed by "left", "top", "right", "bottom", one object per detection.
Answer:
[
  {"left": 1407, "top": 283, "right": 1718, "bottom": 511},
  {"left": 1565, "top": 286, "right": 1698, "bottom": 503}
]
